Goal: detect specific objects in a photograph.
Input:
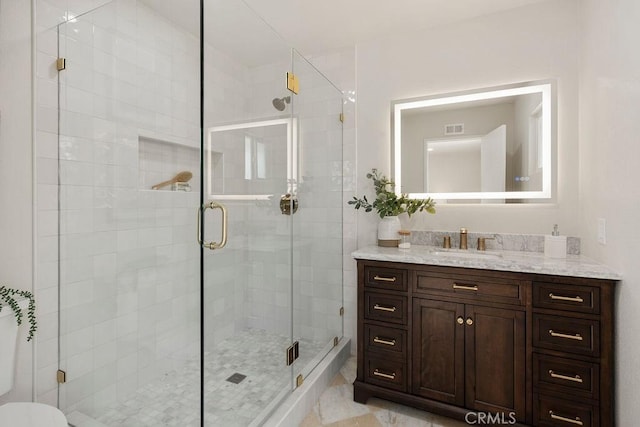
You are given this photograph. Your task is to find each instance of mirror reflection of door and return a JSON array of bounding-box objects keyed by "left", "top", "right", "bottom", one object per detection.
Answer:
[
  {"left": 424, "top": 137, "right": 481, "bottom": 192},
  {"left": 481, "top": 124, "right": 506, "bottom": 203},
  {"left": 423, "top": 124, "right": 505, "bottom": 198}
]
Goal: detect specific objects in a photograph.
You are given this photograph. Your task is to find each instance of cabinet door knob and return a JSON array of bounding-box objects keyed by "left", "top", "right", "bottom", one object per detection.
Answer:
[
  {"left": 456, "top": 316, "right": 464, "bottom": 325},
  {"left": 466, "top": 317, "right": 473, "bottom": 326}
]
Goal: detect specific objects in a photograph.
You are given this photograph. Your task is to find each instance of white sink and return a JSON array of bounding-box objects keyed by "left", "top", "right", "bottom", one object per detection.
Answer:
[{"left": 429, "top": 249, "right": 503, "bottom": 260}]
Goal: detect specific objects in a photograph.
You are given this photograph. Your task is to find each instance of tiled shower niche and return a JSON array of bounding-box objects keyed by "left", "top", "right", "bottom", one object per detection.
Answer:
[{"left": 138, "top": 136, "right": 200, "bottom": 193}]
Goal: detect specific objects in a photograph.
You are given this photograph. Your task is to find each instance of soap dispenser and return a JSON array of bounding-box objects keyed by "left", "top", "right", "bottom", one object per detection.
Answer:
[{"left": 544, "top": 224, "right": 567, "bottom": 258}]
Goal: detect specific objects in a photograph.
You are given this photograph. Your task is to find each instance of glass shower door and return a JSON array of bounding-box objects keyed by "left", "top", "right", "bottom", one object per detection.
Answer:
[
  {"left": 201, "top": 0, "right": 295, "bottom": 425},
  {"left": 56, "top": 1, "right": 202, "bottom": 425},
  {"left": 290, "top": 50, "right": 344, "bottom": 382},
  {"left": 201, "top": 118, "right": 295, "bottom": 426}
]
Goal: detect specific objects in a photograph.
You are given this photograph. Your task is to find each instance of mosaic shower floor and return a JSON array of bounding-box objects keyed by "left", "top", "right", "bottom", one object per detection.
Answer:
[{"left": 69, "top": 329, "right": 326, "bottom": 427}]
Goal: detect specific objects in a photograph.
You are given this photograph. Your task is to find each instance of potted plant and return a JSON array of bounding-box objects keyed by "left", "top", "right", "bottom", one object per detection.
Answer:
[
  {"left": 0, "top": 285, "right": 37, "bottom": 342},
  {"left": 349, "top": 169, "right": 435, "bottom": 246}
]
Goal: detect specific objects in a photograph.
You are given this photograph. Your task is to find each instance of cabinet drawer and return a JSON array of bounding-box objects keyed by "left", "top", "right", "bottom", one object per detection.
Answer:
[
  {"left": 415, "top": 270, "right": 522, "bottom": 305},
  {"left": 533, "top": 282, "right": 600, "bottom": 314},
  {"left": 365, "top": 324, "right": 406, "bottom": 357},
  {"left": 365, "top": 292, "right": 407, "bottom": 325},
  {"left": 364, "top": 266, "right": 408, "bottom": 292},
  {"left": 364, "top": 356, "right": 407, "bottom": 392},
  {"left": 533, "top": 353, "right": 599, "bottom": 399},
  {"left": 533, "top": 314, "right": 600, "bottom": 357},
  {"left": 535, "top": 394, "right": 598, "bottom": 427}
]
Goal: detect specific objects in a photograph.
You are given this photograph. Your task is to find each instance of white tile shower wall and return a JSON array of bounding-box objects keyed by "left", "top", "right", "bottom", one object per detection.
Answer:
[{"left": 31, "top": 0, "right": 232, "bottom": 414}]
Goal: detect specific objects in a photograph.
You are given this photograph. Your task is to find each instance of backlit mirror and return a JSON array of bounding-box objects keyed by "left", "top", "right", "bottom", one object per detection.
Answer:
[{"left": 392, "top": 81, "right": 554, "bottom": 203}]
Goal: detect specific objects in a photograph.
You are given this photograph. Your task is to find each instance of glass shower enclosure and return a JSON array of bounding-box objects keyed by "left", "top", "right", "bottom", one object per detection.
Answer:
[{"left": 52, "top": 0, "right": 343, "bottom": 425}]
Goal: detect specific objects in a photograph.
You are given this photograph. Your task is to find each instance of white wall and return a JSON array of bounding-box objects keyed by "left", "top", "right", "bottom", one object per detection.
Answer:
[
  {"left": 355, "top": 0, "right": 581, "bottom": 243},
  {"left": 0, "top": 0, "right": 34, "bottom": 404},
  {"left": 578, "top": 0, "right": 640, "bottom": 424}
]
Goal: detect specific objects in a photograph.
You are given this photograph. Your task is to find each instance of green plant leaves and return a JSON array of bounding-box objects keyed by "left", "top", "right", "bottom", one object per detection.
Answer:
[
  {"left": 348, "top": 169, "right": 436, "bottom": 218},
  {"left": 0, "top": 286, "right": 37, "bottom": 342}
]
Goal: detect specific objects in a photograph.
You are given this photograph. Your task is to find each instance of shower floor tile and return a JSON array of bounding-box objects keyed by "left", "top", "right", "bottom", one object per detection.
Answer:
[{"left": 74, "top": 329, "right": 325, "bottom": 427}]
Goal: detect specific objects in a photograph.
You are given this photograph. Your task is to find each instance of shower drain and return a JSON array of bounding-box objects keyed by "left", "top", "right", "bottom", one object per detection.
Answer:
[{"left": 226, "top": 373, "right": 247, "bottom": 384}]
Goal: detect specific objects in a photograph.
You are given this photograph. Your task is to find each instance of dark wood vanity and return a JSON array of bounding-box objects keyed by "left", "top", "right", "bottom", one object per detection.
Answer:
[{"left": 354, "top": 258, "right": 617, "bottom": 426}]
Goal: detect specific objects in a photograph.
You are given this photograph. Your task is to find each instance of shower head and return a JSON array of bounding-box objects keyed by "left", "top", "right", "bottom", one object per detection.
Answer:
[{"left": 272, "top": 96, "right": 291, "bottom": 111}]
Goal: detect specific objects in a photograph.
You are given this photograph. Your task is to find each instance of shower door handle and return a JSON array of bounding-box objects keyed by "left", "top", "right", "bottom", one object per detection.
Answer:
[{"left": 198, "top": 201, "right": 228, "bottom": 250}]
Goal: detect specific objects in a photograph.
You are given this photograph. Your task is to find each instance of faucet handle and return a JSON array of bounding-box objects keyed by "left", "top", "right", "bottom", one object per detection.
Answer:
[{"left": 477, "top": 237, "right": 495, "bottom": 251}]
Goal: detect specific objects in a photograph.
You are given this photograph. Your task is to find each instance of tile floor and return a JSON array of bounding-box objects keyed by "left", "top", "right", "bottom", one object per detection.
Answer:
[
  {"left": 301, "top": 357, "right": 468, "bottom": 427},
  {"left": 69, "top": 329, "right": 326, "bottom": 427}
]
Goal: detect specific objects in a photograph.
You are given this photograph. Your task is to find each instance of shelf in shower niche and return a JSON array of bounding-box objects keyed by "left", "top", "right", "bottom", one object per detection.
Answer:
[{"left": 138, "top": 134, "right": 200, "bottom": 193}]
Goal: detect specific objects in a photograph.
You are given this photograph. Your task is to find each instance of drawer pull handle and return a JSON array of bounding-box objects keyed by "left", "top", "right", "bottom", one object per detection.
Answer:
[
  {"left": 452, "top": 283, "right": 478, "bottom": 291},
  {"left": 549, "top": 293, "right": 584, "bottom": 303},
  {"left": 549, "top": 411, "right": 583, "bottom": 426},
  {"left": 549, "top": 370, "right": 583, "bottom": 383},
  {"left": 373, "top": 337, "right": 396, "bottom": 346},
  {"left": 373, "top": 304, "right": 397, "bottom": 313},
  {"left": 549, "top": 330, "right": 583, "bottom": 341},
  {"left": 373, "top": 275, "right": 397, "bottom": 283},
  {"left": 373, "top": 369, "right": 396, "bottom": 380}
]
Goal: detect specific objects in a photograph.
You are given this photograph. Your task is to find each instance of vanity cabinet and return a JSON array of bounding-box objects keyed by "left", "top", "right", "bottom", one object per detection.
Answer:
[
  {"left": 354, "top": 259, "right": 617, "bottom": 426},
  {"left": 412, "top": 299, "right": 526, "bottom": 418}
]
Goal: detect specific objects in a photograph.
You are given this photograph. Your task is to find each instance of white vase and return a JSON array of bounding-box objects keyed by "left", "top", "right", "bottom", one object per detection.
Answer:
[{"left": 377, "top": 215, "right": 401, "bottom": 247}]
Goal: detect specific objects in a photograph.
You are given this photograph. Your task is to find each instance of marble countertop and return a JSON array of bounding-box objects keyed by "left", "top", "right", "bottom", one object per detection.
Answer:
[{"left": 352, "top": 245, "right": 621, "bottom": 281}]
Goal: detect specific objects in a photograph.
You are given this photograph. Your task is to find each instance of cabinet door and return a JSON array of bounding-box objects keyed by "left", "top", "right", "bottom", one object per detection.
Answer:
[
  {"left": 412, "top": 298, "right": 465, "bottom": 405},
  {"left": 465, "top": 305, "right": 526, "bottom": 420}
]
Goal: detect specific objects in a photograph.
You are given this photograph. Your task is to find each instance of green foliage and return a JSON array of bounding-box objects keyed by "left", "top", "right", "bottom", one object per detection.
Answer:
[
  {"left": 0, "top": 285, "right": 37, "bottom": 342},
  {"left": 348, "top": 169, "right": 436, "bottom": 219}
]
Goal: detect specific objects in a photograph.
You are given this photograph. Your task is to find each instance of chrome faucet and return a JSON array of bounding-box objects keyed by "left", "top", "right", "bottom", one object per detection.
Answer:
[{"left": 459, "top": 228, "right": 468, "bottom": 250}]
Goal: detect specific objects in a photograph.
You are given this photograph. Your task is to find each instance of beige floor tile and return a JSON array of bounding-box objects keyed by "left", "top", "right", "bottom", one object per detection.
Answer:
[
  {"left": 300, "top": 409, "right": 323, "bottom": 427},
  {"left": 315, "top": 384, "right": 371, "bottom": 424},
  {"left": 325, "top": 413, "right": 384, "bottom": 427},
  {"left": 339, "top": 357, "right": 358, "bottom": 384},
  {"left": 330, "top": 372, "right": 348, "bottom": 387}
]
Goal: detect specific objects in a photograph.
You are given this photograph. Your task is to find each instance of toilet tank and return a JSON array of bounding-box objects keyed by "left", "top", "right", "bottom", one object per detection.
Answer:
[{"left": 0, "top": 298, "right": 28, "bottom": 396}]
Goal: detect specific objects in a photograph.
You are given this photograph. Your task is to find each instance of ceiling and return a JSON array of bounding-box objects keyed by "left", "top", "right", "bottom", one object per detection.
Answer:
[
  {"left": 241, "top": 0, "right": 550, "bottom": 53},
  {"left": 140, "top": 0, "right": 551, "bottom": 65}
]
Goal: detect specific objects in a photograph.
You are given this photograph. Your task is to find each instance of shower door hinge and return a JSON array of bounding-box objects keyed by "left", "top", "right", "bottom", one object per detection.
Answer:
[
  {"left": 339, "top": 307, "right": 344, "bottom": 316},
  {"left": 286, "top": 341, "right": 299, "bottom": 366},
  {"left": 56, "top": 58, "right": 66, "bottom": 71},
  {"left": 296, "top": 374, "right": 304, "bottom": 387},
  {"left": 339, "top": 113, "right": 344, "bottom": 123},
  {"left": 56, "top": 370, "right": 66, "bottom": 384},
  {"left": 286, "top": 72, "right": 299, "bottom": 94},
  {"left": 334, "top": 337, "right": 339, "bottom": 347}
]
